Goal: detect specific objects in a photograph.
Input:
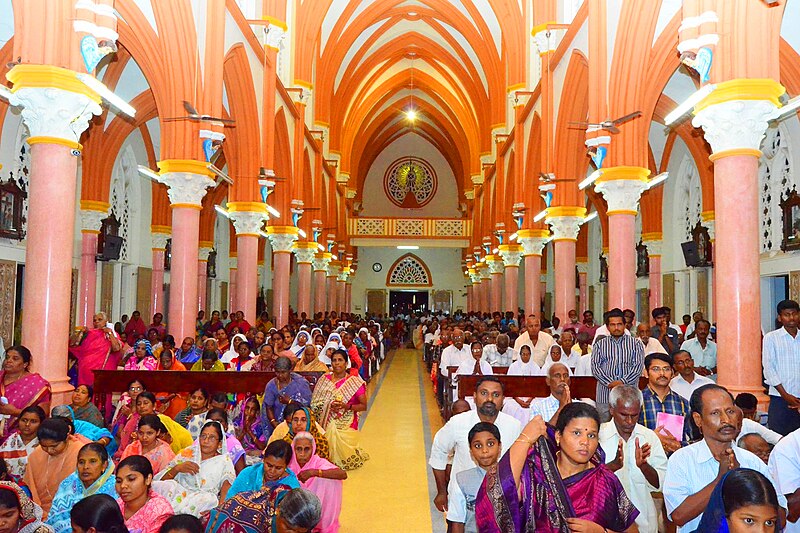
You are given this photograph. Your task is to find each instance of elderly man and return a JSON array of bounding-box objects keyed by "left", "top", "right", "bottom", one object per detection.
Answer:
[
  {"left": 734, "top": 393, "right": 782, "bottom": 446},
  {"left": 640, "top": 353, "right": 688, "bottom": 455},
  {"left": 440, "top": 329, "right": 471, "bottom": 379},
  {"left": 591, "top": 308, "right": 644, "bottom": 420},
  {"left": 670, "top": 350, "right": 714, "bottom": 402},
  {"left": 529, "top": 363, "right": 573, "bottom": 425},
  {"left": 664, "top": 384, "right": 787, "bottom": 532},
  {"left": 558, "top": 330, "right": 581, "bottom": 368},
  {"left": 637, "top": 323, "right": 666, "bottom": 356},
  {"left": 429, "top": 377, "right": 521, "bottom": 522},
  {"left": 513, "top": 315, "right": 554, "bottom": 367},
  {"left": 482, "top": 333, "right": 517, "bottom": 367},
  {"left": 680, "top": 319, "right": 716, "bottom": 377},
  {"left": 600, "top": 385, "right": 668, "bottom": 533},
  {"left": 769, "top": 427, "right": 800, "bottom": 530},
  {"left": 739, "top": 433, "right": 772, "bottom": 464}
]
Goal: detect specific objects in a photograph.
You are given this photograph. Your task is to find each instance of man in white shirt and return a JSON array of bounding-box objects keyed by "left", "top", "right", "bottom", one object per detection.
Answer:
[
  {"left": 684, "top": 311, "right": 704, "bottom": 339},
  {"left": 664, "top": 384, "right": 787, "bottom": 532},
  {"left": 482, "top": 333, "right": 517, "bottom": 367},
  {"left": 513, "top": 315, "right": 554, "bottom": 366},
  {"left": 670, "top": 350, "right": 714, "bottom": 402},
  {"left": 734, "top": 393, "right": 783, "bottom": 446},
  {"left": 763, "top": 299, "right": 800, "bottom": 436},
  {"left": 440, "top": 328, "right": 471, "bottom": 378},
  {"left": 600, "top": 385, "right": 667, "bottom": 533},
  {"left": 530, "top": 363, "right": 573, "bottom": 424},
  {"left": 428, "top": 376, "right": 521, "bottom": 521},
  {"left": 680, "top": 319, "right": 716, "bottom": 377},
  {"left": 768, "top": 427, "right": 800, "bottom": 532},
  {"left": 637, "top": 323, "right": 666, "bottom": 356}
]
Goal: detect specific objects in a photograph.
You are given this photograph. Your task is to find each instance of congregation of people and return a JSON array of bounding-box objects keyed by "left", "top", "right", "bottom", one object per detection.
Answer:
[
  {"left": 425, "top": 299, "right": 800, "bottom": 532},
  {"left": 0, "top": 307, "right": 395, "bottom": 533}
]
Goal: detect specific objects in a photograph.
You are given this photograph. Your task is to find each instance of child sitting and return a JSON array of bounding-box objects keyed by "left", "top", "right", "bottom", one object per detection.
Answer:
[{"left": 449, "top": 422, "right": 502, "bottom": 533}]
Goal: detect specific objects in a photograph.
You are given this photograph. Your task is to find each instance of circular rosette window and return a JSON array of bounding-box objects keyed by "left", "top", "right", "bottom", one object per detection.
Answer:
[{"left": 383, "top": 157, "right": 438, "bottom": 208}]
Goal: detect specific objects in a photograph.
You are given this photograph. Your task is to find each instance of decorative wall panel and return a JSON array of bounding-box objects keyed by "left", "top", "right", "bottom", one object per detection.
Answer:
[{"left": 0, "top": 261, "right": 16, "bottom": 347}]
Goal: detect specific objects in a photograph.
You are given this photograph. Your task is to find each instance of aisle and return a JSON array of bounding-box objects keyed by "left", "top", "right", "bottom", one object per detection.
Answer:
[{"left": 339, "top": 349, "right": 446, "bottom": 532}]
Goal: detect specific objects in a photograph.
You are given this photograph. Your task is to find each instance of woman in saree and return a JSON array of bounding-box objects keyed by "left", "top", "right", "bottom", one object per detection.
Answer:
[
  {"left": 288, "top": 432, "right": 347, "bottom": 533},
  {"left": 281, "top": 406, "right": 330, "bottom": 461},
  {"left": 504, "top": 345, "right": 537, "bottom": 425},
  {"left": 154, "top": 349, "right": 188, "bottom": 418},
  {"left": 318, "top": 334, "right": 342, "bottom": 367},
  {"left": 249, "top": 344, "right": 278, "bottom": 372},
  {"left": 226, "top": 440, "right": 300, "bottom": 498},
  {"left": 288, "top": 331, "right": 311, "bottom": 359},
  {"left": 0, "top": 347, "right": 51, "bottom": 443},
  {"left": 208, "top": 486, "right": 322, "bottom": 533},
  {"left": 115, "top": 455, "right": 173, "bottom": 533},
  {"left": 122, "top": 340, "right": 157, "bottom": 371},
  {"left": 262, "top": 357, "right": 313, "bottom": 438},
  {"left": 175, "top": 388, "right": 209, "bottom": 428},
  {"left": 50, "top": 405, "right": 114, "bottom": 455},
  {"left": 70, "top": 385, "right": 104, "bottom": 428},
  {"left": 119, "top": 415, "right": 174, "bottom": 474},
  {"left": 310, "top": 349, "right": 368, "bottom": 470},
  {"left": 204, "top": 409, "right": 246, "bottom": 474},
  {"left": 116, "top": 392, "right": 192, "bottom": 459},
  {"left": 0, "top": 481, "right": 53, "bottom": 533},
  {"left": 68, "top": 312, "right": 122, "bottom": 389},
  {"left": 0, "top": 406, "right": 44, "bottom": 478},
  {"left": 23, "top": 418, "right": 85, "bottom": 518},
  {"left": 694, "top": 468, "right": 781, "bottom": 533},
  {"left": 220, "top": 334, "right": 247, "bottom": 366},
  {"left": 111, "top": 380, "right": 145, "bottom": 435},
  {"left": 233, "top": 396, "right": 267, "bottom": 460},
  {"left": 153, "top": 421, "right": 235, "bottom": 517},
  {"left": 476, "top": 403, "right": 639, "bottom": 533},
  {"left": 294, "top": 344, "right": 328, "bottom": 373},
  {"left": 46, "top": 443, "right": 117, "bottom": 533},
  {"left": 190, "top": 350, "right": 225, "bottom": 372}
]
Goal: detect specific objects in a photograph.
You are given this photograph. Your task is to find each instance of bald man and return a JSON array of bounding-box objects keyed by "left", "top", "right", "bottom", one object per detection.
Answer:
[
  {"left": 637, "top": 323, "right": 666, "bottom": 356},
  {"left": 529, "top": 362, "right": 574, "bottom": 425},
  {"left": 439, "top": 328, "right": 471, "bottom": 379},
  {"left": 513, "top": 315, "right": 554, "bottom": 367}
]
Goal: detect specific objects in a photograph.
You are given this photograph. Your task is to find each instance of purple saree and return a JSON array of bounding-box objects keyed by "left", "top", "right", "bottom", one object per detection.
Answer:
[{"left": 476, "top": 429, "right": 639, "bottom": 533}]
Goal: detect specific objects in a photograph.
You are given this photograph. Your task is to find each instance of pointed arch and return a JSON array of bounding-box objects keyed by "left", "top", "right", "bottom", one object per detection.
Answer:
[{"left": 386, "top": 253, "right": 433, "bottom": 287}]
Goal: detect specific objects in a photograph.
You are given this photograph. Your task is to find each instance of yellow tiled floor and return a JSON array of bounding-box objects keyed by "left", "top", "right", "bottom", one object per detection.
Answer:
[{"left": 339, "top": 349, "right": 445, "bottom": 532}]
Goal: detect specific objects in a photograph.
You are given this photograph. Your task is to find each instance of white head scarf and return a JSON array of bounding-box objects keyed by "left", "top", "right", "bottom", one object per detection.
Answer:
[
  {"left": 220, "top": 333, "right": 248, "bottom": 364},
  {"left": 542, "top": 345, "right": 574, "bottom": 376},
  {"left": 507, "top": 346, "right": 539, "bottom": 376},
  {"left": 319, "top": 333, "right": 342, "bottom": 366},
  {"left": 289, "top": 330, "right": 311, "bottom": 357}
]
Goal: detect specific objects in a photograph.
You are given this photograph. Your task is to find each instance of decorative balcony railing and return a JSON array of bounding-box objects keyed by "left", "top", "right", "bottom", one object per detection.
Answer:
[{"left": 348, "top": 217, "right": 472, "bottom": 239}]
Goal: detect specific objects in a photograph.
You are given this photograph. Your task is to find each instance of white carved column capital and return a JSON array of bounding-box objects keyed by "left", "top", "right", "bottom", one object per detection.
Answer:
[
  {"left": 151, "top": 231, "right": 171, "bottom": 251},
  {"left": 576, "top": 262, "right": 589, "bottom": 275},
  {"left": 229, "top": 211, "right": 267, "bottom": 236},
  {"left": 486, "top": 255, "right": 504, "bottom": 275},
  {"left": 159, "top": 172, "right": 215, "bottom": 207},
  {"left": 9, "top": 86, "right": 102, "bottom": 143},
  {"left": 229, "top": 257, "right": 238, "bottom": 270},
  {"left": 312, "top": 253, "right": 332, "bottom": 272},
  {"left": 79, "top": 208, "right": 108, "bottom": 233},
  {"left": 267, "top": 232, "right": 298, "bottom": 253},
  {"left": 292, "top": 245, "right": 317, "bottom": 264},
  {"left": 477, "top": 264, "right": 491, "bottom": 280},
  {"left": 643, "top": 240, "right": 663, "bottom": 257},
  {"left": 198, "top": 247, "right": 213, "bottom": 262},
  {"left": 692, "top": 99, "right": 778, "bottom": 155},
  {"left": 547, "top": 216, "right": 583, "bottom": 241},
  {"left": 595, "top": 171, "right": 649, "bottom": 215},
  {"left": 499, "top": 245, "right": 523, "bottom": 267}
]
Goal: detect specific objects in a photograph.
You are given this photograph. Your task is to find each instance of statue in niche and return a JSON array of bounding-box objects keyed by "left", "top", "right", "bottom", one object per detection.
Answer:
[
  {"left": 636, "top": 241, "right": 649, "bottom": 278},
  {"left": 599, "top": 254, "right": 608, "bottom": 283}
]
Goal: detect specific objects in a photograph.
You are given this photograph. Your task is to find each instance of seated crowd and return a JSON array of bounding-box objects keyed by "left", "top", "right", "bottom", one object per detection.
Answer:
[
  {"left": 426, "top": 300, "right": 800, "bottom": 533},
  {"left": 0, "top": 308, "right": 388, "bottom": 533}
]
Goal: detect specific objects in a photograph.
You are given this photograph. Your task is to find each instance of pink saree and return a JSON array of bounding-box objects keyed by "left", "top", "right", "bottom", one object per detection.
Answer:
[
  {"left": 289, "top": 436, "right": 342, "bottom": 533},
  {"left": 0, "top": 372, "right": 51, "bottom": 442},
  {"left": 69, "top": 328, "right": 121, "bottom": 386}
]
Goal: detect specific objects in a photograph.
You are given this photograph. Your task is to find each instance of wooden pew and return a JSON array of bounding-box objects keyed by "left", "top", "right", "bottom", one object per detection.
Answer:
[
  {"left": 92, "top": 370, "right": 326, "bottom": 408},
  {"left": 440, "top": 366, "right": 511, "bottom": 418},
  {"left": 456, "top": 375, "right": 650, "bottom": 401}
]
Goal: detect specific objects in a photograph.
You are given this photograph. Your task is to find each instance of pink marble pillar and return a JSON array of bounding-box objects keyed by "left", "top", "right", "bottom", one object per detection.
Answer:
[
  {"left": 168, "top": 207, "right": 201, "bottom": 342},
  {"left": 337, "top": 280, "right": 346, "bottom": 314},
  {"left": 228, "top": 265, "right": 237, "bottom": 313},
  {"left": 313, "top": 263, "right": 328, "bottom": 318},
  {"left": 648, "top": 255, "right": 662, "bottom": 315},
  {"left": 524, "top": 255, "right": 542, "bottom": 316},
  {"left": 345, "top": 283, "right": 352, "bottom": 314},
  {"left": 273, "top": 252, "right": 291, "bottom": 327},
  {"left": 327, "top": 274, "right": 337, "bottom": 313},
  {"left": 553, "top": 240, "right": 577, "bottom": 323},
  {"left": 471, "top": 282, "right": 480, "bottom": 313},
  {"left": 296, "top": 262, "right": 312, "bottom": 316},
  {"left": 712, "top": 153, "right": 762, "bottom": 397},
  {"left": 236, "top": 235, "right": 259, "bottom": 323},
  {"left": 607, "top": 213, "right": 637, "bottom": 310},
  {"left": 21, "top": 142, "right": 78, "bottom": 400},
  {"left": 197, "top": 261, "right": 208, "bottom": 317},
  {"left": 578, "top": 269, "right": 588, "bottom": 314},
  {"left": 78, "top": 232, "right": 99, "bottom": 327},
  {"left": 490, "top": 274, "right": 503, "bottom": 312},
  {"left": 466, "top": 285, "right": 473, "bottom": 313},
  {"left": 504, "top": 266, "right": 519, "bottom": 314},
  {"left": 151, "top": 249, "right": 166, "bottom": 317}
]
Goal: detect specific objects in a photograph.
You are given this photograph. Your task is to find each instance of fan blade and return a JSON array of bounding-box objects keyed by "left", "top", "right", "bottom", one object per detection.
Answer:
[
  {"left": 162, "top": 117, "right": 187, "bottom": 122},
  {"left": 605, "top": 125, "right": 620, "bottom": 134},
  {"left": 612, "top": 111, "right": 642, "bottom": 125},
  {"left": 199, "top": 116, "right": 236, "bottom": 125},
  {"left": 183, "top": 100, "right": 198, "bottom": 115}
]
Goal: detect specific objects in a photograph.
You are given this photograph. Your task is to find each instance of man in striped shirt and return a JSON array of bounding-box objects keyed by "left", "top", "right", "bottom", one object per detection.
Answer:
[
  {"left": 592, "top": 308, "right": 645, "bottom": 421},
  {"left": 763, "top": 299, "right": 800, "bottom": 435}
]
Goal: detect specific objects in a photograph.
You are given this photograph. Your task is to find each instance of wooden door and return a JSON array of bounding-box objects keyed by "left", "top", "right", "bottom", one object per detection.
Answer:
[
  {"left": 220, "top": 282, "right": 228, "bottom": 313},
  {"left": 697, "top": 268, "right": 708, "bottom": 315},
  {"left": 100, "top": 262, "right": 114, "bottom": 317},
  {"left": 366, "top": 290, "right": 386, "bottom": 316},
  {"left": 0, "top": 260, "right": 16, "bottom": 347},
  {"left": 663, "top": 273, "right": 676, "bottom": 312},
  {"left": 136, "top": 267, "right": 151, "bottom": 317}
]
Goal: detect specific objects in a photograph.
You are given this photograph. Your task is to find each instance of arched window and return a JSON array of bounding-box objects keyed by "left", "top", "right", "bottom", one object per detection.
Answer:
[
  {"left": 675, "top": 155, "right": 702, "bottom": 242},
  {"left": 759, "top": 124, "right": 794, "bottom": 252},
  {"left": 109, "top": 146, "right": 138, "bottom": 262},
  {"left": 383, "top": 157, "right": 438, "bottom": 209},
  {"left": 386, "top": 254, "right": 432, "bottom": 287}
]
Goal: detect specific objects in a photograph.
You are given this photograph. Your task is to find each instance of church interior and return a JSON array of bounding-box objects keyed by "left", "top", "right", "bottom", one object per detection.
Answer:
[{"left": 1, "top": 0, "right": 800, "bottom": 532}]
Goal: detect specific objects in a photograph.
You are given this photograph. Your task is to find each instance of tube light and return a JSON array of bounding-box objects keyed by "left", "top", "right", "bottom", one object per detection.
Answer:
[
  {"left": 0, "top": 86, "right": 11, "bottom": 101},
  {"left": 208, "top": 164, "right": 234, "bottom": 186},
  {"left": 771, "top": 95, "right": 800, "bottom": 122},
  {"left": 647, "top": 172, "right": 669, "bottom": 189},
  {"left": 297, "top": 228, "right": 307, "bottom": 238},
  {"left": 137, "top": 165, "right": 160, "bottom": 181},
  {"left": 259, "top": 230, "right": 270, "bottom": 239},
  {"left": 397, "top": 245, "right": 419, "bottom": 250},
  {"left": 664, "top": 84, "right": 716, "bottom": 126},
  {"left": 509, "top": 232, "right": 518, "bottom": 242},
  {"left": 265, "top": 205, "right": 281, "bottom": 218},
  {"left": 214, "top": 205, "right": 230, "bottom": 218},
  {"left": 317, "top": 243, "right": 324, "bottom": 251},
  {"left": 332, "top": 254, "right": 339, "bottom": 260},
  {"left": 76, "top": 73, "right": 136, "bottom": 118},
  {"left": 492, "top": 247, "right": 499, "bottom": 254},
  {"left": 533, "top": 209, "right": 548, "bottom": 223},
  {"left": 583, "top": 211, "right": 598, "bottom": 224},
  {"left": 578, "top": 169, "right": 602, "bottom": 190}
]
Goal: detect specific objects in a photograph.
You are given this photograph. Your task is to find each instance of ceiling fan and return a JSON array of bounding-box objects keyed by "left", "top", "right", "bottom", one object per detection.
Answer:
[
  {"left": 163, "top": 101, "right": 236, "bottom": 125},
  {"left": 569, "top": 111, "right": 641, "bottom": 134}
]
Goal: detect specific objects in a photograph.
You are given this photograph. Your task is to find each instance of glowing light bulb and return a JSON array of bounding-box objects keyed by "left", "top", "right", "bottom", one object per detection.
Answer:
[{"left": 406, "top": 109, "right": 417, "bottom": 121}]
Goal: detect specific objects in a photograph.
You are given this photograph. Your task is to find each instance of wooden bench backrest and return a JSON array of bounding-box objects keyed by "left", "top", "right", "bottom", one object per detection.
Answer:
[{"left": 456, "top": 375, "right": 649, "bottom": 400}]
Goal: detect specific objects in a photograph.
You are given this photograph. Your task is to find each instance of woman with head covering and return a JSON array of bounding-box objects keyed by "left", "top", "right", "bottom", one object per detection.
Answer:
[
  {"left": 261, "top": 357, "right": 313, "bottom": 438},
  {"left": 693, "top": 468, "right": 781, "bottom": 533},
  {"left": 68, "top": 313, "right": 122, "bottom": 390},
  {"left": 281, "top": 406, "right": 330, "bottom": 461},
  {"left": 503, "top": 344, "right": 538, "bottom": 425},
  {"left": 153, "top": 421, "right": 236, "bottom": 516},
  {"left": 50, "top": 405, "right": 114, "bottom": 454},
  {"left": 154, "top": 350, "right": 188, "bottom": 418},
  {"left": 23, "top": 418, "right": 85, "bottom": 518},
  {"left": 0, "top": 406, "right": 44, "bottom": 478},
  {"left": 119, "top": 415, "right": 175, "bottom": 474},
  {"left": 220, "top": 334, "right": 247, "bottom": 366},
  {"left": 122, "top": 340, "right": 157, "bottom": 371},
  {"left": 46, "top": 443, "right": 117, "bottom": 533},
  {"left": 70, "top": 385, "right": 104, "bottom": 428},
  {"left": 174, "top": 388, "right": 209, "bottom": 429},
  {"left": 318, "top": 333, "right": 342, "bottom": 367},
  {"left": 227, "top": 341, "right": 254, "bottom": 372},
  {"left": 542, "top": 344, "right": 574, "bottom": 376},
  {"left": 289, "top": 432, "right": 347, "bottom": 533},
  {"left": 476, "top": 403, "right": 639, "bottom": 533},
  {"left": 208, "top": 486, "right": 322, "bottom": 533},
  {"left": 226, "top": 440, "right": 300, "bottom": 498},
  {"left": 0, "top": 480, "right": 53, "bottom": 533},
  {"left": 0, "top": 347, "right": 51, "bottom": 443},
  {"left": 354, "top": 328, "right": 374, "bottom": 381},
  {"left": 294, "top": 345, "right": 329, "bottom": 373},
  {"left": 115, "top": 455, "right": 173, "bottom": 533},
  {"left": 233, "top": 396, "right": 267, "bottom": 459},
  {"left": 288, "top": 331, "right": 311, "bottom": 359},
  {"left": 116, "top": 392, "right": 193, "bottom": 458}
]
